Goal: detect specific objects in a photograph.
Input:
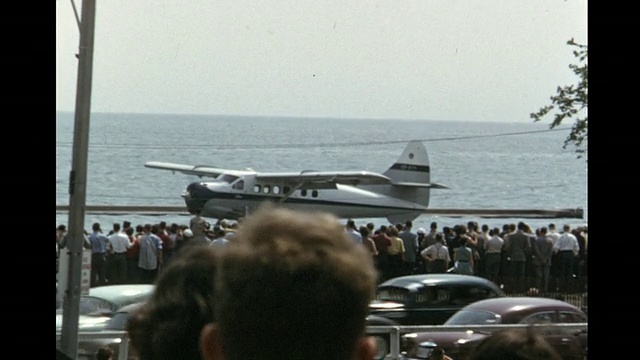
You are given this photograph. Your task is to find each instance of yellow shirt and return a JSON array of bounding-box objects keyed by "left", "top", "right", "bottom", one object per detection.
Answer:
[{"left": 387, "top": 236, "right": 406, "bottom": 255}]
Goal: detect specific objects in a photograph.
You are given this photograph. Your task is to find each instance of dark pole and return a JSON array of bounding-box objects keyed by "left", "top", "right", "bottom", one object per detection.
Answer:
[{"left": 59, "top": 0, "right": 96, "bottom": 358}]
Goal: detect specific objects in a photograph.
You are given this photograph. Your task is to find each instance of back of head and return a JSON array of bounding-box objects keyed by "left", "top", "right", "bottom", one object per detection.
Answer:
[
  {"left": 470, "top": 329, "right": 562, "bottom": 360},
  {"left": 127, "top": 246, "right": 219, "bottom": 360},
  {"left": 95, "top": 346, "right": 113, "bottom": 360},
  {"left": 215, "top": 204, "right": 377, "bottom": 360}
]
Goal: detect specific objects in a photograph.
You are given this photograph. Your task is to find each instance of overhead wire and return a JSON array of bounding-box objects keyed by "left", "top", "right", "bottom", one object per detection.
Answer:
[{"left": 55, "top": 126, "right": 571, "bottom": 150}]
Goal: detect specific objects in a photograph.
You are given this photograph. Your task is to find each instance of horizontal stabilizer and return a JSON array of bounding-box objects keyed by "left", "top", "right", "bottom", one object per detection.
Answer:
[{"left": 391, "top": 181, "right": 450, "bottom": 189}]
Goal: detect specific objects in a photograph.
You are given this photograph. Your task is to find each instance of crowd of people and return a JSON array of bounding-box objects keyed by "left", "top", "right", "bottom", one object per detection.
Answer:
[
  {"left": 347, "top": 219, "right": 587, "bottom": 295},
  {"left": 56, "top": 212, "right": 587, "bottom": 295},
  {"left": 56, "top": 204, "right": 578, "bottom": 360}
]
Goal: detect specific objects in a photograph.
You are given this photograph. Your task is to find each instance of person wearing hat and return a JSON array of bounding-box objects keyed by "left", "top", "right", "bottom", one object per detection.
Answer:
[{"left": 174, "top": 228, "right": 193, "bottom": 255}]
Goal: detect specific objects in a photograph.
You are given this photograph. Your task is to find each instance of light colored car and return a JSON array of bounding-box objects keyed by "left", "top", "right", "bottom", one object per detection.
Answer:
[
  {"left": 56, "top": 285, "right": 154, "bottom": 333},
  {"left": 76, "top": 302, "right": 146, "bottom": 360}
]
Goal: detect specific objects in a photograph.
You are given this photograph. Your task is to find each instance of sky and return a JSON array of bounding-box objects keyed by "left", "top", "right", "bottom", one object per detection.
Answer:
[{"left": 56, "top": 0, "right": 587, "bottom": 123}]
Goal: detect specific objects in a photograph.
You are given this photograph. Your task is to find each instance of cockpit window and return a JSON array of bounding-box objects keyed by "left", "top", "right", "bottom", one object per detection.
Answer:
[
  {"left": 218, "top": 174, "right": 240, "bottom": 184},
  {"left": 232, "top": 180, "right": 244, "bottom": 190}
]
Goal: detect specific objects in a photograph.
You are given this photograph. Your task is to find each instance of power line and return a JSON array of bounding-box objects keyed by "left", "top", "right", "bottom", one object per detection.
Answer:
[{"left": 55, "top": 127, "right": 571, "bottom": 150}]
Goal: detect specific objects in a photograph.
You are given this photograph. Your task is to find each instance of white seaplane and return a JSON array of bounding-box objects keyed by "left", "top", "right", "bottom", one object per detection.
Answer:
[{"left": 144, "top": 141, "right": 448, "bottom": 223}]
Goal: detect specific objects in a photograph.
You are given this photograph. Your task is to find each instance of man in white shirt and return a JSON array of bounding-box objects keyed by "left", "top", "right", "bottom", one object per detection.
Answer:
[
  {"left": 108, "top": 223, "right": 132, "bottom": 284},
  {"left": 547, "top": 223, "right": 561, "bottom": 245},
  {"left": 552, "top": 224, "right": 579, "bottom": 292},
  {"left": 420, "top": 234, "right": 451, "bottom": 273},
  {"left": 210, "top": 228, "right": 230, "bottom": 248},
  {"left": 345, "top": 219, "right": 362, "bottom": 244}
]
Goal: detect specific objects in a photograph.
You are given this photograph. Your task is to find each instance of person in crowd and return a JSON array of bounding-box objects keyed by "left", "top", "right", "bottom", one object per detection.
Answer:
[
  {"left": 107, "top": 223, "right": 131, "bottom": 285},
  {"left": 199, "top": 204, "right": 378, "bottom": 360},
  {"left": 372, "top": 225, "right": 391, "bottom": 281},
  {"left": 127, "top": 246, "right": 220, "bottom": 360},
  {"left": 399, "top": 220, "right": 419, "bottom": 275},
  {"left": 470, "top": 328, "right": 562, "bottom": 360},
  {"left": 483, "top": 227, "right": 504, "bottom": 286},
  {"left": 415, "top": 227, "right": 428, "bottom": 273},
  {"left": 209, "top": 227, "right": 230, "bottom": 248},
  {"left": 503, "top": 222, "right": 532, "bottom": 292},
  {"left": 386, "top": 225, "right": 406, "bottom": 279},
  {"left": 421, "top": 233, "right": 451, "bottom": 273},
  {"left": 95, "top": 346, "right": 113, "bottom": 360},
  {"left": 345, "top": 218, "right": 363, "bottom": 244},
  {"left": 88, "top": 222, "right": 109, "bottom": 287},
  {"left": 421, "top": 222, "right": 438, "bottom": 250},
  {"left": 359, "top": 225, "right": 378, "bottom": 257},
  {"left": 552, "top": 224, "right": 579, "bottom": 292},
  {"left": 138, "top": 224, "right": 163, "bottom": 284},
  {"left": 125, "top": 227, "right": 140, "bottom": 284},
  {"left": 532, "top": 227, "right": 554, "bottom": 295},
  {"left": 453, "top": 235, "right": 474, "bottom": 275}
]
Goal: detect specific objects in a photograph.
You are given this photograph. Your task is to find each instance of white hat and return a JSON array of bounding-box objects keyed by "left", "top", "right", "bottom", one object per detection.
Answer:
[
  {"left": 183, "top": 229, "right": 193, "bottom": 238},
  {"left": 417, "top": 228, "right": 426, "bottom": 235}
]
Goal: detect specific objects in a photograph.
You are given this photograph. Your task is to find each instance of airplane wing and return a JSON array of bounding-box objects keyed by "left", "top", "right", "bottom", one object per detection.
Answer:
[
  {"left": 144, "top": 161, "right": 236, "bottom": 178},
  {"left": 255, "top": 171, "right": 392, "bottom": 187}
]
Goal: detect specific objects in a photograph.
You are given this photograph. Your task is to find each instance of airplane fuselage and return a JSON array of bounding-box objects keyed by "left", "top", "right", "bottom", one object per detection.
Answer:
[{"left": 183, "top": 177, "right": 429, "bottom": 221}]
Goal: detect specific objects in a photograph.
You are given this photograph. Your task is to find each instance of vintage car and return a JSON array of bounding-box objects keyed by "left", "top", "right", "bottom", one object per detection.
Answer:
[
  {"left": 56, "top": 284, "right": 155, "bottom": 333},
  {"left": 369, "top": 274, "right": 504, "bottom": 326},
  {"left": 366, "top": 274, "right": 503, "bottom": 360},
  {"left": 76, "top": 302, "right": 146, "bottom": 360},
  {"left": 401, "top": 297, "right": 588, "bottom": 360}
]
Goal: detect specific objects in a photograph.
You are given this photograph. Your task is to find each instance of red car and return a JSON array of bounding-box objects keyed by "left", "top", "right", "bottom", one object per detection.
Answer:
[{"left": 401, "top": 297, "right": 587, "bottom": 360}]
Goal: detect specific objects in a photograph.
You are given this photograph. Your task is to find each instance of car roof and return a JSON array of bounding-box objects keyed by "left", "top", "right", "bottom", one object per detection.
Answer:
[
  {"left": 378, "top": 274, "right": 502, "bottom": 292},
  {"left": 459, "top": 297, "right": 584, "bottom": 321},
  {"left": 115, "top": 301, "right": 147, "bottom": 314},
  {"left": 87, "top": 285, "right": 155, "bottom": 308}
]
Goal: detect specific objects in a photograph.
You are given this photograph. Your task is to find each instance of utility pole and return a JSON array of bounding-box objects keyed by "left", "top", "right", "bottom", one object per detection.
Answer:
[{"left": 59, "top": 0, "right": 96, "bottom": 358}]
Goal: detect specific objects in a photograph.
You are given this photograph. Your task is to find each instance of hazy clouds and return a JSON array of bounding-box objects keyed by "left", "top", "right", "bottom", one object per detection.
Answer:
[{"left": 56, "top": 0, "right": 587, "bottom": 122}]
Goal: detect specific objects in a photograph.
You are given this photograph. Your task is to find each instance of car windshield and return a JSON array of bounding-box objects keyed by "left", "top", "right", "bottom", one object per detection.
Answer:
[
  {"left": 445, "top": 309, "right": 501, "bottom": 325},
  {"left": 105, "top": 312, "right": 131, "bottom": 330},
  {"left": 78, "top": 297, "right": 115, "bottom": 314}
]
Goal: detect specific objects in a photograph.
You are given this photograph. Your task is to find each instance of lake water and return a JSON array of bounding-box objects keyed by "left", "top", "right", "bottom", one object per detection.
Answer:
[{"left": 56, "top": 111, "right": 587, "bottom": 231}]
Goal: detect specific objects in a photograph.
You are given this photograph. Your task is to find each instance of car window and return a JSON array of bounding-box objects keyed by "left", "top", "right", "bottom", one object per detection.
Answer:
[
  {"left": 445, "top": 309, "right": 501, "bottom": 325},
  {"left": 377, "top": 287, "right": 411, "bottom": 303},
  {"left": 558, "top": 311, "right": 587, "bottom": 323},
  {"left": 105, "top": 312, "right": 131, "bottom": 330},
  {"left": 521, "top": 311, "right": 555, "bottom": 325},
  {"left": 449, "top": 286, "right": 496, "bottom": 306}
]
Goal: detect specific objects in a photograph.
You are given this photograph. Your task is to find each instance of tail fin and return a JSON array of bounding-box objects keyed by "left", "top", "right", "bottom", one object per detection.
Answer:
[
  {"left": 379, "top": 141, "right": 448, "bottom": 208},
  {"left": 383, "top": 140, "right": 433, "bottom": 185}
]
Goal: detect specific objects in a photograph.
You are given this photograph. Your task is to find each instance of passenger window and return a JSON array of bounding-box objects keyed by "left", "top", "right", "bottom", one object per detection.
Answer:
[
  {"left": 436, "top": 289, "right": 450, "bottom": 304},
  {"left": 558, "top": 312, "right": 587, "bottom": 323},
  {"left": 312, "top": 190, "right": 318, "bottom": 198},
  {"left": 283, "top": 186, "right": 291, "bottom": 194},
  {"left": 263, "top": 185, "right": 271, "bottom": 194},
  {"left": 522, "top": 312, "right": 555, "bottom": 325},
  {"left": 232, "top": 180, "right": 244, "bottom": 190},
  {"left": 301, "top": 189, "right": 307, "bottom": 197},
  {"left": 273, "top": 185, "right": 281, "bottom": 194},
  {"left": 253, "top": 185, "right": 261, "bottom": 193}
]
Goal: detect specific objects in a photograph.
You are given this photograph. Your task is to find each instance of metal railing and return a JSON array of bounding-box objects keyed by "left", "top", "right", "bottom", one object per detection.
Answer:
[
  {"left": 366, "top": 323, "right": 588, "bottom": 359},
  {"left": 57, "top": 323, "right": 587, "bottom": 360}
]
